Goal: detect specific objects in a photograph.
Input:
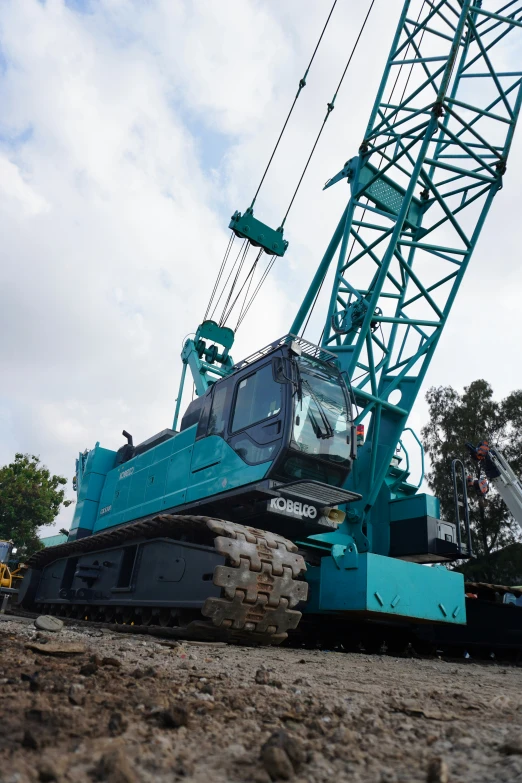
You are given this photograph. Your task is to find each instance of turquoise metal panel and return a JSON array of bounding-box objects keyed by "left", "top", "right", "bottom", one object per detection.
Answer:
[
  {"left": 40, "top": 534, "right": 68, "bottom": 548},
  {"left": 91, "top": 430, "right": 267, "bottom": 532},
  {"left": 170, "top": 426, "right": 197, "bottom": 453},
  {"left": 81, "top": 472, "right": 107, "bottom": 502},
  {"left": 144, "top": 458, "right": 169, "bottom": 503},
  {"left": 229, "top": 208, "right": 288, "bottom": 257},
  {"left": 112, "top": 480, "right": 130, "bottom": 514},
  {"left": 71, "top": 498, "right": 100, "bottom": 535},
  {"left": 127, "top": 471, "right": 146, "bottom": 509},
  {"left": 389, "top": 494, "right": 440, "bottom": 522},
  {"left": 69, "top": 444, "right": 116, "bottom": 534},
  {"left": 188, "top": 437, "right": 271, "bottom": 503},
  {"left": 191, "top": 436, "right": 226, "bottom": 472},
  {"left": 162, "top": 443, "right": 193, "bottom": 509},
  {"left": 87, "top": 446, "right": 117, "bottom": 475},
  {"left": 316, "top": 552, "right": 466, "bottom": 624},
  {"left": 92, "top": 427, "right": 197, "bottom": 533}
]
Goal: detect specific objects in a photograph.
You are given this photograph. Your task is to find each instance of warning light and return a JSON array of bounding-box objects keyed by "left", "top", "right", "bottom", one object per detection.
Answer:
[{"left": 356, "top": 424, "right": 365, "bottom": 446}]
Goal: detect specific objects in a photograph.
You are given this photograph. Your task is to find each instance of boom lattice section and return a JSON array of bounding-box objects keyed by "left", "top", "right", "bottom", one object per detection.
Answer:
[{"left": 292, "top": 0, "right": 522, "bottom": 544}]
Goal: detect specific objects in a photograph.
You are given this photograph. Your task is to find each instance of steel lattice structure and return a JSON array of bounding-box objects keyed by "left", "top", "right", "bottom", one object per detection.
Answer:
[{"left": 291, "top": 0, "right": 522, "bottom": 551}]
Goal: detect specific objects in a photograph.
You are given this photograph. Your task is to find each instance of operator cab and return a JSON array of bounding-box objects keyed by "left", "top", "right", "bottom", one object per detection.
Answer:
[{"left": 181, "top": 335, "right": 356, "bottom": 489}]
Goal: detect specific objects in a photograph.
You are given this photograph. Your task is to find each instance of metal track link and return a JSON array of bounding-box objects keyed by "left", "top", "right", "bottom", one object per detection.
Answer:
[
  {"left": 202, "top": 519, "right": 308, "bottom": 644},
  {"left": 26, "top": 514, "right": 308, "bottom": 646}
]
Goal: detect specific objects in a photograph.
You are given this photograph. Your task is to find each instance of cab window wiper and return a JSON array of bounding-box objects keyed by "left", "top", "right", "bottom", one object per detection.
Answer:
[{"left": 302, "top": 378, "right": 334, "bottom": 440}]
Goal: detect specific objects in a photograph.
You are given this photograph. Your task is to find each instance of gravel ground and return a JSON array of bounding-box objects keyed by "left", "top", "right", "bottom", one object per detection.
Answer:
[{"left": 2, "top": 615, "right": 522, "bottom": 783}]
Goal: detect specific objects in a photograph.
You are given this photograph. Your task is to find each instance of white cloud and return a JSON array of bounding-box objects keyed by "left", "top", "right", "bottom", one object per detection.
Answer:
[
  {"left": 0, "top": 0, "right": 521, "bottom": 534},
  {"left": 0, "top": 154, "right": 49, "bottom": 215}
]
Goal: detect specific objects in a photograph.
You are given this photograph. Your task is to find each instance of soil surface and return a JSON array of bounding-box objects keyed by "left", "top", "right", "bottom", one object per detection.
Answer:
[{"left": 2, "top": 615, "right": 522, "bottom": 783}]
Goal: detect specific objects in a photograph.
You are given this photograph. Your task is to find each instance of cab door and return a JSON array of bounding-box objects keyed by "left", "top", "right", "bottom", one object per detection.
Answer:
[
  {"left": 226, "top": 361, "right": 285, "bottom": 466},
  {"left": 188, "top": 359, "right": 286, "bottom": 502}
]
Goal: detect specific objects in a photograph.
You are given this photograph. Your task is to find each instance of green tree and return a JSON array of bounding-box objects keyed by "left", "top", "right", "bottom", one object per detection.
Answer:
[
  {"left": 0, "top": 454, "right": 72, "bottom": 558},
  {"left": 422, "top": 380, "right": 522, "bottom": 563}
]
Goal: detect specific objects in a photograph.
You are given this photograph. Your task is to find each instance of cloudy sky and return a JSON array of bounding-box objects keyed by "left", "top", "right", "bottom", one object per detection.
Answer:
[{"left": 1, "top": 0, "right": 522, "bottom": 535}]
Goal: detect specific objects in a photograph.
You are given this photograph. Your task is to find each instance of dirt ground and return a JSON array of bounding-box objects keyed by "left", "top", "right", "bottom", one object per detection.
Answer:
[{"left": 2, "top": 616, "right": 522, "bottom": 783}]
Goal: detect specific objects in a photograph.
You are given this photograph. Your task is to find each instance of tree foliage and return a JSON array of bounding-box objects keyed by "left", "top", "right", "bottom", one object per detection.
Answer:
[
  {"left": 422, "top": 380, "right": 522, "bottom": 562},
  {"left": 0, "top": 454, "right": 72, "bottom": 558}
]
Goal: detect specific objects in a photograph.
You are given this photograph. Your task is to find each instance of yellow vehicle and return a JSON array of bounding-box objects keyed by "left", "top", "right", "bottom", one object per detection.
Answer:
[{"left": 0, "top": 540, "right": 26, "bottom": 589}]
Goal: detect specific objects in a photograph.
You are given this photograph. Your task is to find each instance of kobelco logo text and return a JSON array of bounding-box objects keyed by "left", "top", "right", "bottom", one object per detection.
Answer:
[
  {"left": 270, "top": 497, "right": 317, "bottom": 519},
  {"left": 119, "top": 467, "right": 135, "bottom": 480}
]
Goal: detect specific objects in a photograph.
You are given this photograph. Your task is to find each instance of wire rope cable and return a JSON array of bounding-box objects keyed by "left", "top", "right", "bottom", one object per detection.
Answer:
[
  {"left": 209, "top": 239, "right": 248, "bottom": 322},
  {"left": 204, "top": 232, "right": 235, "bottom": 321},
  {"left": 220, "top": 248, "right": 263, "bottom": 327},
  {"left": 280, "top": 0, "right": 376, "bottom": 229},
  {"left": 218, "top": 241, "right": 251, "bottom": 326},
  {"left": 201, "top": 0, "right": 340, "bottom": 327},
  {"left": 250, "top": 0, "right": 339, "bottom": 209},
  {"left": 235, "top": 254, "right": 277, "bottom": 329}
]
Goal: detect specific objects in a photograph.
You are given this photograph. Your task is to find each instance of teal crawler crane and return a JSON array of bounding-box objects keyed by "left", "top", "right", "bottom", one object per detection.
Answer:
[{"left": 20, "top": 1, "right": 522, "bottom": 648}]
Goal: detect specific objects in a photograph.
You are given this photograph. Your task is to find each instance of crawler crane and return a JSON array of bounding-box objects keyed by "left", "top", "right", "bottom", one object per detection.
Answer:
[{"left": 20, "top": 1, "right": 522, "bottom": 649}]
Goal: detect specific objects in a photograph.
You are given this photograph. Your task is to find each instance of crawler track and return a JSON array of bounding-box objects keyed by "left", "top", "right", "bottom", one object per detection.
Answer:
[{"left": 22, "top": 515, "right": 308, "bottom": 646}]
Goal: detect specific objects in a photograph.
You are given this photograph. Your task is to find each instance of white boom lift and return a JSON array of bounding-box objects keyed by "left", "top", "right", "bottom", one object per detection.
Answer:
[{"left": 468, "top": 442, "right": 522, "bottom": 532}]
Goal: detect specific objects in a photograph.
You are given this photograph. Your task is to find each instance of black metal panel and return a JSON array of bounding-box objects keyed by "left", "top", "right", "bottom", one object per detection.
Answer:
[
  {"left": 134, "top": 429, "right": 176, "bottom": 456},
  {"left": 390, "top": 515, "right": 461, "bottom": 563},
  {"left": 33, "top": 538, "right": 223, "bottom": 609},
  {"left": 416, "top": 598, "right": 522, "bottom": 652}
]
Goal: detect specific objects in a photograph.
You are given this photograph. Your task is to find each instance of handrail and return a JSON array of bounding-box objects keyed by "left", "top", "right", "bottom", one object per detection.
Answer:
[
  {"left": 451, "top": 458, "right": 473, "bottom": 557},
  {"left": 396, "top": 427, "right": 425, "bottom": 489}
]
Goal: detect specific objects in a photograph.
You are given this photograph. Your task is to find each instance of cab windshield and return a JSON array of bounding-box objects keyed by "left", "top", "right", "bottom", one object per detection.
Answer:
[{"left": 291, "top": 356, "right": 351, "bottom": 466}]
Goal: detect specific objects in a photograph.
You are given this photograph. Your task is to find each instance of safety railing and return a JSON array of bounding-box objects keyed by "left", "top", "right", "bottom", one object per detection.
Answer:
[{"left": 451, "top": 458, "right": 473, "bottom": 558}]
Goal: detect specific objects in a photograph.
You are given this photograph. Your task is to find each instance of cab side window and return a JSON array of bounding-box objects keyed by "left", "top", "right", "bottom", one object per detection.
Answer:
[
  {"left": 232, "top": 364, "right": 282, "bottom": 433},
  {"left": 207, "top": 380, "right": 233, "bottom": 437}
]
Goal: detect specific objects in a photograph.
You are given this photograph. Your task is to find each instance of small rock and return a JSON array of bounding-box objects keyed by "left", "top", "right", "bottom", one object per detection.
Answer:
[
  {"left": 261, "top": 746, "right": 294, "bottom": 781},
  {"left": 80, "top": 662, "right": 98, "bottom": 676},
  {"left": 501, "top": 733, "right": 522, "bottom": 755},
  {"left": 255, "top": 669, "right": 270, "bottom": 685},
  {"left": 427, "top": 757, "right": 449, "bottom": 783},
  {"left": 25, "top": 642, "right": 86, "bottom": 656},
  {"left": 68, "top": 683, "right": 85, "bottom": 706},
  {"left": 35, "top": 616, "right": 64, "bottom": 633},
  {"left": 101, "top": 656, "right": 122, "bottom": 668},
  {"left": 108, "top": 711, "right": 128, "bottom": 736},
  {"left": 92, "top": 748, "right": 136, "bottom": 783},
  {"left": 157, "top": 703, "right": 190, "bottom": 729},
  {"left": 132, "top": 666, "right": 156, "bottom": 679},
  {"left": 261, "top": 730, "right": 306, "bottom": 780}
]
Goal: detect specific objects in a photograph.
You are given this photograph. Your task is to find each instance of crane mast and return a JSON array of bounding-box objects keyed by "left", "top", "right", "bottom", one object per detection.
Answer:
[{"left": 291, "top": 0, "right": 522, "bottom": 555}]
